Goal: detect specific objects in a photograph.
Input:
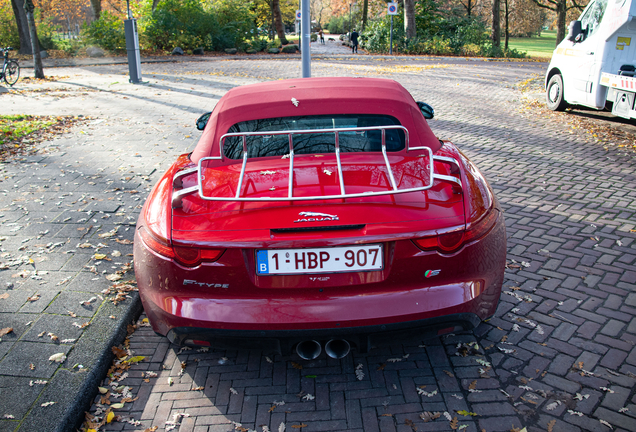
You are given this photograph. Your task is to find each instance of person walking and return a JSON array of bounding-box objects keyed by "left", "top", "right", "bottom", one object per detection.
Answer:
[
  {"left": 319, "top": 29, "right": 325, "bottom": 44},
  {"left": 350, "top": 29, "right": 359, "bottom": 53}
]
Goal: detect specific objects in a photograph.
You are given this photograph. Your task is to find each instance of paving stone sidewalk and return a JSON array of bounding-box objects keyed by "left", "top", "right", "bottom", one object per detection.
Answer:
[{"left": 1, "top": 54, "right": 635, "bottom": 432}]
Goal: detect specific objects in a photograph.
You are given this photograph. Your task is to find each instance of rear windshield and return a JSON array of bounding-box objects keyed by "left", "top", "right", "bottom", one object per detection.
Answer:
[{"left": 222, "top": 114, "right": 405, "bottom": 159}]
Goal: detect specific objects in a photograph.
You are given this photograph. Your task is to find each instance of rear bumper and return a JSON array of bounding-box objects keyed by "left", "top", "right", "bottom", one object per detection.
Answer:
[
  {"left": 165, "top": 312, "right": 483, "bottom": 355},
  {"left": 135, "top": 207, "right": 506, "bottom": 355}
]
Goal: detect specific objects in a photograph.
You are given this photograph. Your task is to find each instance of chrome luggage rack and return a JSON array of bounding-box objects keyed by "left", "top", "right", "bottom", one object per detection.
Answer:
[{"left": 172, "top": 125, "right": 461, "bottom": 208}]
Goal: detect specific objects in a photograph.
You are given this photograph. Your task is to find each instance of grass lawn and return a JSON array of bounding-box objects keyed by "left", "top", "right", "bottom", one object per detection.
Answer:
[
  {"left": 0, "top": 114, "right": 86, "bottom": 160},
  {"left": 0, "top": 115, "right": 56, "bottom": 146},
  {"left": 508, "top": 30, "right": 558, "bottom": 59}
]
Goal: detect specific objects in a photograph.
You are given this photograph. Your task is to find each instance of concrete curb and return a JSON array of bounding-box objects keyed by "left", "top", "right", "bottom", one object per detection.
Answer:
[{"left": 16, "top": 295, "right": 143, "bottom": 432}]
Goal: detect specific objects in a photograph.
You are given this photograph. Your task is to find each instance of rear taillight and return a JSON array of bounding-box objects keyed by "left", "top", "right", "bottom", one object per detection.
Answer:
[
  {"left": 173, "top": 246, "right": 223, "bottom": 267},
  {"left": 413, "top": 209, "right": 498, "bottom": 254},
  {"left": 139, "top": 226, "right": 175, "bottom": 258},
  {"left": 139, "top": 226, "right": 223, "bottom": 267}
]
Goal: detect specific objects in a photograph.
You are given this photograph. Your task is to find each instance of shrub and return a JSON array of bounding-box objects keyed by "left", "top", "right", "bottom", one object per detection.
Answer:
[
  {"left": 461, "top": 43, "right": 481, "bottom": 56},
  {"left": 55, "top": 38, "right": 84, "bottom": 56},
  {"left": 35, "top": 11, "right": 59, "bottom": 51},
  {"left": 142, "top": 0, "right": 256, "bottom": 52},
  {"left": 84, "top": 11, "right": 126, "bottom": 51},
  {"left": 480, "top": 43, "right": 527, "bottom": 58},
  {"left": 363, "top": 8, "right": 506, "bottom": 58},
  {"left": 143, "top": 0, "right": 210, "bottom": 50},
  {"left": 249, "top": 37, "right": 268, "bottom": 52},
  {"left": 0, "top": 0, "right": 19, "bottom": 49}
]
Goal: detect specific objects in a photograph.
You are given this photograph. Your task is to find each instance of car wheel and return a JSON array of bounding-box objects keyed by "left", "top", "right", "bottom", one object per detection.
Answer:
[{"left": 546, "top": 74, "right": 568, "bottom": 111}]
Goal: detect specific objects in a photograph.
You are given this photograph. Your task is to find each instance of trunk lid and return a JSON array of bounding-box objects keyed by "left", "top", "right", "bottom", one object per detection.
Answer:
[{"left": 172, "top": 154, "right": 464, "bottom": 246}]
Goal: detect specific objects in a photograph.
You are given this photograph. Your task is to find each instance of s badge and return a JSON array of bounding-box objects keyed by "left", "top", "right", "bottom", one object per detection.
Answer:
[{"left": 424, "top": 269, "right": 441, "bottom": 278}]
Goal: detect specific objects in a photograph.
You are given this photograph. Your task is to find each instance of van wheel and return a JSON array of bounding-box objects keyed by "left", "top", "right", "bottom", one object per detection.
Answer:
[{"left": 546, "top": 74, "right": 568, "bottom": 111}]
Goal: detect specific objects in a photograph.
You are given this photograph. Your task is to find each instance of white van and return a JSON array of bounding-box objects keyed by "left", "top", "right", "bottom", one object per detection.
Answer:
[{"left": 545, "top": 0, "right": 636, "bottom": 119}]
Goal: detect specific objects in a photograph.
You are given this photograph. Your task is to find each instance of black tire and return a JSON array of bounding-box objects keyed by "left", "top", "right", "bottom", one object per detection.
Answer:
[
  {"left": 546, "top": 74, "right": 567, "bottom": 111},
  {"left": 4, "top": 60, "right": 20, "bottom": 86}
]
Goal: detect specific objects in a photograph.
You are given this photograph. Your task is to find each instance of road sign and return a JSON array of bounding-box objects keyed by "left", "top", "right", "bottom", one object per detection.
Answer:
[
  {"left": 296, "top": 10, "right": 301, "bottom": 20},
  {"left": 387, "top": 2, "right": 398, "bottom": 15}
]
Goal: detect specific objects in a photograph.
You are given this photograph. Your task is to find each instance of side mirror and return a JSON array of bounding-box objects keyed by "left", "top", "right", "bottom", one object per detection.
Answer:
[
  {"left": 196, "top": 112, "right": 212, "bottom": 131},
  {"left": 416, "top": 101, "right": 434, "bottom": 120},
  {"left": 566, "top": 20, "right": 583, "bottom": 42}
]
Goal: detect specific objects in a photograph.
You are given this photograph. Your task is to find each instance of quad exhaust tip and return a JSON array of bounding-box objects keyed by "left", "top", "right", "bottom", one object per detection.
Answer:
[
  {"left": 325, "top": 339, "right": 350, "bottom": 359},
  {"left": 296, "top": 340, "right": 322, "bottom": 360},
  {"left": 296, "top": 339, "right": 351, "bottom": 360}
]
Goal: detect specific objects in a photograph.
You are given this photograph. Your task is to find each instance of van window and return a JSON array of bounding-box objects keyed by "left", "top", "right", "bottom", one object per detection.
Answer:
[
  {"left": 222, "top": 114, "right": 405, "bottom": 159},
  {"left": 580, "top": 0, "right": 608, "bottom": 38}
]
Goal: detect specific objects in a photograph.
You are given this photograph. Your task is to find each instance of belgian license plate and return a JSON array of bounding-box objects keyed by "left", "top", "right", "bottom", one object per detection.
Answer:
[{"left": 256, "top": 244, "right": 383, "bottom": 275}]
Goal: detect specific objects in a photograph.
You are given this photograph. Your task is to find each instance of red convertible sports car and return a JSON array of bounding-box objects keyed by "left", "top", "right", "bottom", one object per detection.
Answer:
[{"left": 134, "top": 77, "right": 506, "bottom": 359}]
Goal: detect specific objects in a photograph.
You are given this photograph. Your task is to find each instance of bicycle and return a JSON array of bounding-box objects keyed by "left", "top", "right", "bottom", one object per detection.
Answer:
[{"left": 1, "top": 47, "right": 20, "bottom": 86}]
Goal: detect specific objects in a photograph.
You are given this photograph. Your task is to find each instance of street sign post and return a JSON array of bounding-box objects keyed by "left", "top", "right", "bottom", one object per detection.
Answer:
[
  {"left": 387, "top": 2, "right": 397, "bottom": 55},
  {"left": 301, "top": 0, "right": 310, "bottom": 77}
]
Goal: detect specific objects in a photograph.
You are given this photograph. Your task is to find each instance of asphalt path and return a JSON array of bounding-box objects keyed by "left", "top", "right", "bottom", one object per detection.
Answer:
[{"left": 1, "top": 45, "right": 635, "bottom": 432}]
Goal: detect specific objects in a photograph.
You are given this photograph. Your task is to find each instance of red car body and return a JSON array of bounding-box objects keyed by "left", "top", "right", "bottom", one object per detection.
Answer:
[{"left": 134, "top": 77, "right": 506, "bottom": 357}]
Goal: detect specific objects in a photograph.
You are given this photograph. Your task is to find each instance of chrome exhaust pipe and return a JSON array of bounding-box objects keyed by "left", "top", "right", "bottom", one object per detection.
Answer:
[
  {"left": 296, "top": 340, "right": 322, "bottom": 360},
  {"left": 325, "top": 339, "right": 350, "bottom": 359}
]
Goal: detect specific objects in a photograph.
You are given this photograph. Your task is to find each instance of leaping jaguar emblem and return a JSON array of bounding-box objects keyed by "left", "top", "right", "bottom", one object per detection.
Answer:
[{"left": 294, "top": 211, "right": 339, "bottom": 223}]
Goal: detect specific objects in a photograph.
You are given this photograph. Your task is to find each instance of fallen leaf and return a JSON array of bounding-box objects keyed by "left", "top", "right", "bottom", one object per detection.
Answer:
[
  {"left": 0, "top": 293, "right": 9, "bottom": 300},
  {"left": 27, "top": 294, "right": 40, "bottom": 302},
  {"left": 110, "top": 402, "right": 125, "bottom": 409},
  {"left": 291, "top": 362, "right": 303, "bottom": 370},
  {"left": 49, "top": 353, "right": 66, "bottom": 363},
  {"left": 0, "top": 327, "right": 13, "bottom": 337},
  {"left": 450, "top": 416, "right": 459, "bottom": 430},
  {"left": 291, "top": 425, "right": 307, "bottom": 429},
  {"left": 546, "top": 400, "right": 562, "bottom": 411},
  {"left": 126, "top": 356, "right": 145, "bottom": 364},
  {"left": 404, "top": 418, "right": 416, "bottom": 430},
  {"left": 40, "top": 401, "right": 56, "bottom": 407},
  {"left": 106, "top": 411, "right": 115, "bottom": 423},
  {"left": 419, "top": 412, "right": 441, "bottom": 422},
  {"left": 112, "top": 346, "right": 127, "bottom": 358}
]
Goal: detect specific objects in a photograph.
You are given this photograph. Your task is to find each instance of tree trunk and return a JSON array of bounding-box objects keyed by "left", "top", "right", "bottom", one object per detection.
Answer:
[
  {"left": 10, "top": 0, "right": 32, "bottom": 54},
  {"left": 90, "top": 0, "right": 101, "bottom": 21},
  {"left": 462, "top": 0, "right": 473, "bottom": 17},
  {"left": 504, "top": 0, "right": 509, "bottom": 50},
  {"left": 152, "top": 0, "right": 160, "bottom": 13},
  {"left": 556, "top": 0, "right": 567, "bottom": 45},
  {"left": 404, "top": 0, "right": 416, "bottom": 39},
  {"left": 362, "top": 0, "right": 368, "bottom": 31},
  {"left": 24, "top": 0, "right": 43, "bottom": 78},
  {"left": 272, "top": 0, "right": 288, "bottom": 45},
  {"left": 491, "top": 0, "right": 501, "bottom": 49},
  {"left": 270, "top": 0, "right": 275, "bottom": 41}
]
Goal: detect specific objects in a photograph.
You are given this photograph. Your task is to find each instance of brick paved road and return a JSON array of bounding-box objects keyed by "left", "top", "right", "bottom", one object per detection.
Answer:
[{"left": 2, "top": 54, "right": 635, "bottom": 432}]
